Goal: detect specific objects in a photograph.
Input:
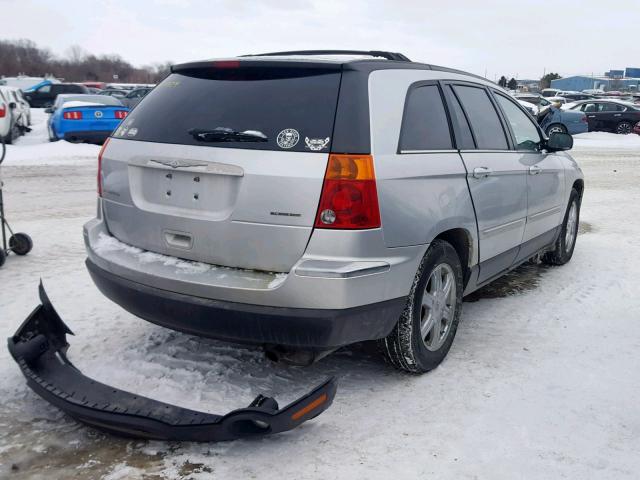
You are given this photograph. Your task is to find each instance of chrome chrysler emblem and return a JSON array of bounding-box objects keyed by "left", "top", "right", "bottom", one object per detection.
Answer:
[
  {"left": 94, "top": 111, "right": 103, "bottom": 118},
  {"left": 149, "top": 158, "right": 209, "bottom": 169}
]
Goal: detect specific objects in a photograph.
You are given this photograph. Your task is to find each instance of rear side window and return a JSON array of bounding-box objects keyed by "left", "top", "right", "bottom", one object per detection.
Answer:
[
  {"left": 453, "top": 85, "right": 508, "bottom": 150},
  {"left": 445, "top": 86, "right": 475, "bottom": 149},
  {"left": 114, "top": 69, "right": 341, "bottom": 152},
  {"left": 399, "top": 85, "right": 452, "bottom": 151}
]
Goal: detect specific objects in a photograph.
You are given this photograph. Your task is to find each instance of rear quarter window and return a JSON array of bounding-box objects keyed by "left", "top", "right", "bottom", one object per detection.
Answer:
[
  {"left": 399, "top": 84, "right": 453, "bottom": 151},
  {"left": 114, "top": 69, "right": 342, "bottom": 152}
]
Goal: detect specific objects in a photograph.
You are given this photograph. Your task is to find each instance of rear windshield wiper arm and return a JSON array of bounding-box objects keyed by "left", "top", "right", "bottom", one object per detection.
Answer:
[{"left": 188, "top": 127, "right": 268, "bottom": 143}]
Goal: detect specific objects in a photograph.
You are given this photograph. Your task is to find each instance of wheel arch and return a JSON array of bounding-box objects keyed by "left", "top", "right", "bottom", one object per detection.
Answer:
[
  {"left": 432, "top": 228, "right": 474, "bottom": 288},
  {"left": 572, "top": 178, "right": 584, "bottom": 201}
]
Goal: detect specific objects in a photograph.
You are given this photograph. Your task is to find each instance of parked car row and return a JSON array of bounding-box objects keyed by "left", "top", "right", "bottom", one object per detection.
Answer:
[
  {"left": 0, "top": 86, "right": 31, "bottom": 143},
  {"left": 515, "top": 91, "right": 640, "bottom": 135},
  {"left": 21, "top": 81, "right": 154, "bottom": 110}
]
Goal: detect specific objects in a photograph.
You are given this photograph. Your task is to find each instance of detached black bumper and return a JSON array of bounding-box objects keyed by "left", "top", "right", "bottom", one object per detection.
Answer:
[
  {"left": 7, "top": 283, "right": 337, "bottom": 442},
  {"left": 63, "top": 130, "right": 112, "bottom": 144},
  {"left": 87, "top": 259, "right": 405, "bottom": 349}
]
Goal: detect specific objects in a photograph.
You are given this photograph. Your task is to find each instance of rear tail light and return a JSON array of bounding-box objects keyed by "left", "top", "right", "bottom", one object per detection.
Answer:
[
  {"left": 97, "top": 137, "right": 111, "bottom": 197},
  {"left": 581, "top": 115, "right": 588, "bottom": 123},
  {"left": 0, "top": 105, "right": 5, "bottom": 118},
  {"left": 114, "top": 110, "right": 127, "bottom": 119},
  {"left": 314, "top": 154, "right": 381, "bottom": 229},
  {"left": 63, "top": 111, "right": 83, "bottom": 120}
]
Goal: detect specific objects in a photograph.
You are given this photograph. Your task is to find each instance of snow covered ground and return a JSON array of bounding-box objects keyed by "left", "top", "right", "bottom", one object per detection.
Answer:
[{"left": 0, "top": 111, "right": 639, "bottom": 479}]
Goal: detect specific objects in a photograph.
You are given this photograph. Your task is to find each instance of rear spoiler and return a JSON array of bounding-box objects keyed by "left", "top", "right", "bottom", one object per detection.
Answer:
[{"left": 7, "top": 282, "right": 337, "bottom": 442}]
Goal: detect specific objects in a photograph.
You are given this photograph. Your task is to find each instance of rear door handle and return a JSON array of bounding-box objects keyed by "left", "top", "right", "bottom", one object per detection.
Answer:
[
  {"left": 613, "top": 114, "right": 622, "bottom": 117},
  {"left": 588, "top": 115, "right": 596, "bottom": 118},
  {"left": 529, "top": 165, "right": 541, "bottom": 175},
  {"left": 472, "top": 167, "right": 492, "bottom": 179}
]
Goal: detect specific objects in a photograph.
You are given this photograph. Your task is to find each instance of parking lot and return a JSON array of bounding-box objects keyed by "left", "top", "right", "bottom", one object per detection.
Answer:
[{"left": 0, "top": 110, "right": 638, "bottom": 479}]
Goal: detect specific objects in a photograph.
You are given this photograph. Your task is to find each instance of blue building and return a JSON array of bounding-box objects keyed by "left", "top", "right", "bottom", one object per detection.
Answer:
[{"left": 551, "top": 67, "right": 640, "bottom": 91}]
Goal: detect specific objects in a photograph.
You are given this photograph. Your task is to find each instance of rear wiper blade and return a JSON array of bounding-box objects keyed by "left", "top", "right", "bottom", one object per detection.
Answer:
[{"left": 188, "top": 127, "right": 268, "bottom": 143}]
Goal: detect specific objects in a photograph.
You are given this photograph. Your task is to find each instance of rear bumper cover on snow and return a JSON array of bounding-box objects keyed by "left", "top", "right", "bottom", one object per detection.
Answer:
[
  {"left": 7, "top": 283, "right": 337, "bottom": 442},
  {"left": 87, "top": 258, "right": 405, "bottom": 348}
]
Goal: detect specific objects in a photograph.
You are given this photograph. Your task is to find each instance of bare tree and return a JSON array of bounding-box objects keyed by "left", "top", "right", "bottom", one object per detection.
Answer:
[{"left": 0, "top": 38, "right": 168, "bottom": 84}]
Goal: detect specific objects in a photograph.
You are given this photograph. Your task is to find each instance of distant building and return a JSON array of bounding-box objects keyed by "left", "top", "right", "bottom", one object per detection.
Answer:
[
  {"left": 551, "top": 68, "right": 640, "bottom": 92},
  {"left": 516, "top": 79, "right": 540, "bottom": 91},
  {"left": 625, "top": 67, "right": 640, "bottom": 78}
]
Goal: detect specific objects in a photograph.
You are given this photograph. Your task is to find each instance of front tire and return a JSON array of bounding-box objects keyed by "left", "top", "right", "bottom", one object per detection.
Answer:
[
  {"left": 546, "top": 123, "right": 567, "bottom": 136},
  {"left": 380, "top": 240, "right": 463, "bottom": 373},
  {"left": 543, "top": 188, "right": 580, "bottom": 266},
  {"left": 48, "top": 124, "right": 58, "bottom": 142}
]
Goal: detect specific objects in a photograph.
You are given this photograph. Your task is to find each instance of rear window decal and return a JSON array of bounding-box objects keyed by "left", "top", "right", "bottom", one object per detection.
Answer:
[
  {"left": 277, "top": 128, "right": 299, "bottom": 149},
  {"left": 304, "top": 137, "right": 330, "bottom": 151}
]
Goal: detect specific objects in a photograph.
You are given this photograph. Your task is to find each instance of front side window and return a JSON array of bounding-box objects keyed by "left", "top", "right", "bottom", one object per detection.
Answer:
[
  {"left": 399, "top": 85, "right": 453, "bottom": 151},
  {"left": 453, "top": 85, "right": 508, "bottom": 150},
  {"left": 494, "top": 94, "right": 541, "bottom": 151}
]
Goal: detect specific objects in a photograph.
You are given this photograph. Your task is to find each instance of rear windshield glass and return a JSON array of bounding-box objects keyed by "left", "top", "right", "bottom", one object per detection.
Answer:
[
  {"left": 55, "top": 95, "right": 123, "bottom": 107},
  {"left": 114, "top": 69, "right": 342, "bottom": 152}
]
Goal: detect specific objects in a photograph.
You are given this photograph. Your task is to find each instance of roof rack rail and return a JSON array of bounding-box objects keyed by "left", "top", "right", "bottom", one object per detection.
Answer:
[{"left": 243, "top": 50, "right": 411, "bottom": 62}]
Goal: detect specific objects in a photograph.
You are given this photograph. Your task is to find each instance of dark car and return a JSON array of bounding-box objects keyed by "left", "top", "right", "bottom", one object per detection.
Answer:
[
  {"left": 23, "top": 83, "right": 89, "bottom": 108},
  {"left": 558, "top": 92, "right": 594, "bottom": 102},
  {"left": 99, "top": 89, "right": 128, "bottom": 99},
  {"left": 120, "top": 87, "right": 153, "bottom": 108},
  {"left": 568, "top": 100, "right": 640, "bottom": 134}
]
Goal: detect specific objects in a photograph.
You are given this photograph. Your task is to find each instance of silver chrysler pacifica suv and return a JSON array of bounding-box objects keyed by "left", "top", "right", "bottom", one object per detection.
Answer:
[{"left": 84, "top": 50, "right": 584, "bottom": 373}]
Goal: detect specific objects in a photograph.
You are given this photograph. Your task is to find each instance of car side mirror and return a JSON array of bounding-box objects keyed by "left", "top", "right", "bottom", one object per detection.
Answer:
[
  {"left": 8, "top": 102, "right": 16, "bottom": 109},
  {"left": 545, "top": 132, "right": 573, "bottom": 151},
  {"left": 44, "top": 107, "right": 54, "bottom": 114}
]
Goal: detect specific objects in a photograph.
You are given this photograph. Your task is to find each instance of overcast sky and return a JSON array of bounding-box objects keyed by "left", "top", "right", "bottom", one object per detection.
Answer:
[{"left": 4, "top": 0, "right": 640, "bottom": 80}]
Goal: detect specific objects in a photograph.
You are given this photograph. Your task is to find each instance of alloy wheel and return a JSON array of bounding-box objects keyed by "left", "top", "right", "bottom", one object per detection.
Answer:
[
  {"left": 617, "top": 122, "right": 632, "bottom": 134},
  {"left": 565, "top": 201, "right": 578, "bottom": 252},
  {"left": 420, "top": 263, "right": 457, "bottom": 351}
]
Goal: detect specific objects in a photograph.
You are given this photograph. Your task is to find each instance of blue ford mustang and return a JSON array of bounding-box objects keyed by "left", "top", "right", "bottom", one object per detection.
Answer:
[{"left": 47, "top": 94, "right": 129, "bottom": 144}]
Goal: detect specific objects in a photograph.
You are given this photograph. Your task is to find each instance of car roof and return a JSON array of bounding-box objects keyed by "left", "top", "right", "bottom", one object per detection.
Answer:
[
  {"left": 171, "top": 50, "right": 494, "bottom": 85},
  {"left": 572, "top": 98, "right": 636, "bottom": 106}
]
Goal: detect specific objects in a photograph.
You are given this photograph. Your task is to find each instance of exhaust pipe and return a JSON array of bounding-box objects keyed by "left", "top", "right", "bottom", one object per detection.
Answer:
[{"left": 264, "top": 345, "right": 337, "bottom": 366}]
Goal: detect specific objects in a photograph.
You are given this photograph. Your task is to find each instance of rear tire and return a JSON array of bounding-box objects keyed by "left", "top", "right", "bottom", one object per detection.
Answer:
[
  {"left": 9, "top": 233, "right": 33, "bottom": 256},
  {"left": 543, "top": 189, "right": 580, "bottom": 266},
  {"left": 380, "top": 239, "right": 463, "bottom": 373},
  {"left": 616, "top": 121, "right": 633, "bottom": 135}
]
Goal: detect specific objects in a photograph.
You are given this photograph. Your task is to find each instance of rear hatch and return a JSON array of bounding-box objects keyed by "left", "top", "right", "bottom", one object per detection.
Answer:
[{"left": 100, "top": 62, "right": 342, "bottom": 273}]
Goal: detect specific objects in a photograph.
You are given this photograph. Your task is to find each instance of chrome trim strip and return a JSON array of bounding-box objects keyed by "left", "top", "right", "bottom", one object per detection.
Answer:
[
  {"left": 400, "top": 150, "right": 459, "bottom": 154},
  {"left": 295, "top": 260, "right": 390, "bottom": 279},
  {"left": 459, "top": 150, "right": 514, "bottom": 154},
  {"left": 527, "top": 206, "right": 563, "bottom": 222},
  {"left": 482, "top": 218, "right": 526, "bottom": 237}
]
